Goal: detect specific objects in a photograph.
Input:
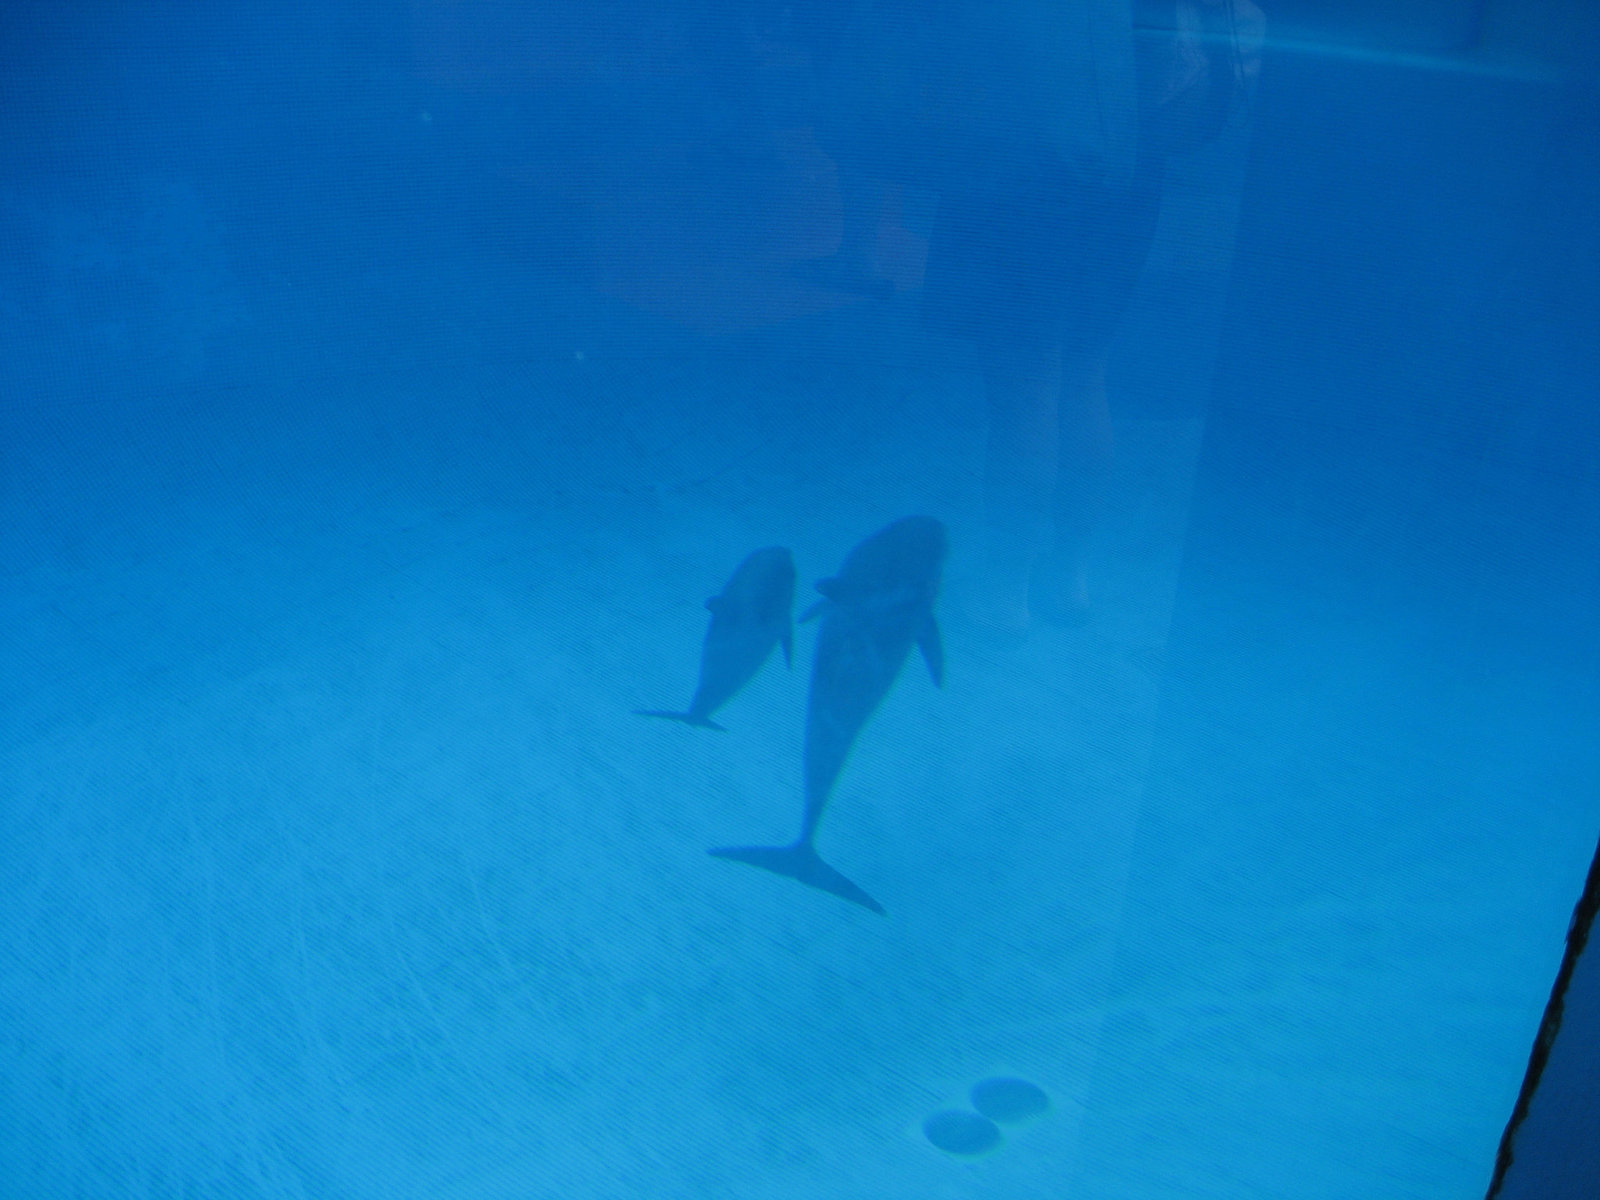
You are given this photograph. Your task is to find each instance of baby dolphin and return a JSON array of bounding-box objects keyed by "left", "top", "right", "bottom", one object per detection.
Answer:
[
  {"left": 636, "top": 546, "right": 796, "bottom": 732},
  {"left": 711, "top": 516, "right": 947, "bottom": 914}
]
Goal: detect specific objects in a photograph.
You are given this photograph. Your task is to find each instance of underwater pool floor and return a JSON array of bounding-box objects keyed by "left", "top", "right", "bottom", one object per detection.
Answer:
[{"left": 2, "top": 351, "right": 1592, "bottom": 1199}]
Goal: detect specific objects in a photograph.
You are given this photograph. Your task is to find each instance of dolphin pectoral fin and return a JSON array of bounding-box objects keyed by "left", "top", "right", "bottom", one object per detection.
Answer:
[
  {"left": 709, "top": 843, "right": 887, "bottom": 915},
  {"left": 633, "top": 709, "right": 729, "bottom": 732},
  {"left": 918, "top": 615, "right": 945, "bottom": 687},
  {"left": 799, "top": 598, "right": 829, "bottom": 623},
  {"left": 781, "top": 626, "right": 794, "bottom": 667}
]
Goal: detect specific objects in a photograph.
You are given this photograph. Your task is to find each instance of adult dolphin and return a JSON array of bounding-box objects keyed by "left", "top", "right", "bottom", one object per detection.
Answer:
[
  {"left": 636, "top": 546, "right": 796, "bottom": 731},
  {"left": 711, "top": 516, "right": 947, "bottom": 915}
]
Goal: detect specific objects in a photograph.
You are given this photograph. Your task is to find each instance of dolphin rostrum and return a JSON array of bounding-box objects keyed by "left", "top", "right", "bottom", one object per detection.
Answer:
[
  {"left": 711, "top": 516, "right": 947, "bottom": 914},
  {"left": 636, "top": 546, "right": 796, "bottom": 732}
]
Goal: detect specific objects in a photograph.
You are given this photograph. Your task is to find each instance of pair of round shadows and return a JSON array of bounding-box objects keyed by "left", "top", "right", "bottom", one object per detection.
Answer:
[{"left": 922, "top": 1077, "right": 1050, "bottom": 1157}]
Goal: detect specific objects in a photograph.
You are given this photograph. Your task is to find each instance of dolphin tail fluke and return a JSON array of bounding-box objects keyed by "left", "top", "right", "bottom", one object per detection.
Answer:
[
  {"left": 633, "top": 709, "right": 728, "bottom": 732},
  {"left": 709, "top": 842, "right": 886, "bottom": 915}
]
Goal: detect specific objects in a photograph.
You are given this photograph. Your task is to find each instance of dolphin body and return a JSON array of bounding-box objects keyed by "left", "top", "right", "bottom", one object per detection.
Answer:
[
  {"left": 711, "top": 516, "right": 947, "bottom": 915},
  {"left": 637, "top": 546, "right": 796, "bottom": 732}
]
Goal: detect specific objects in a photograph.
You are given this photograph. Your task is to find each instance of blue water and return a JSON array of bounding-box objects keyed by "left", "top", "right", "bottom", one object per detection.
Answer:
[{"left": 3, "top": 4, "right": 1598, "bottom": 1197}]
